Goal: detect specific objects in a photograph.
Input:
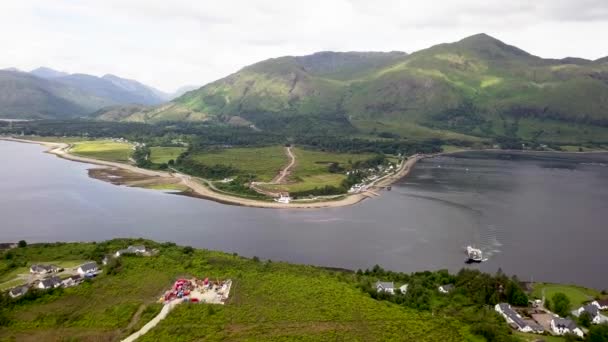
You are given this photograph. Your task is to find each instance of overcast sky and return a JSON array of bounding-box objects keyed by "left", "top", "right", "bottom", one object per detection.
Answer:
[{"left": 1, "top": 0, "right": 607, "bottom": 92}]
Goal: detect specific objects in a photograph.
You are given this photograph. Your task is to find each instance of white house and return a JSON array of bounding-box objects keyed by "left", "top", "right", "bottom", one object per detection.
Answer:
[
  {"left": 115, "top": 245, "right": 147, "bottom": 257},
  {"left": 61, "top": 274, "right": 83, "bottom": 288},
  {"left": 592, "top": 299, "right": 608, "bottom": 310},
  {"left": 399, "top": 284, "right": 409, "bottom": 294},
  {"left": 551, "top": 318, "right": 584, "bottom": 338},
  {"left": 77, "top": 261, "right": 99, "bottom": 275},
  {"left": 37, "top": 276, "right": 61, "bottom": 290},
  {"left": 375, "top": 281, "right": 395, "bottom": 294},
  {"left": 438, "top": 284, "right": 454, "bottom": 294},
  {"left": 8, "top": 285, "right": 28, "bottom": 298},
  {"left": 494, "top": 303, "right": 535, "bottom": 333},
  {"left": 30, "top": 264, "right": 60, "bottom": 274},
  {"left": 576, "top": 304, "right": 602, "bottom": 324}
]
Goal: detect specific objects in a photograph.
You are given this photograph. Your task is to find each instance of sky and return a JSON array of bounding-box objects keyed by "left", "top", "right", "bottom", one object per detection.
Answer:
[{"left": 1, "top": 0, "right": 607, "bottom": 92}]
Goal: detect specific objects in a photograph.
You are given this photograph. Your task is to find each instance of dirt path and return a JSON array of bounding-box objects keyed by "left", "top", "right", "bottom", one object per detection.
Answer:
[
  {"left": 272, "top": 146, "right": 296, "bottom": 184},
  {"left": 121, "top": 300, "right": 181, "bottom": 342},
  {"left": 1, "top": 137, "right": 422, "bottom": 209},
  {"left": 122, "top": 304, "right": 147, "bottom": 334}
]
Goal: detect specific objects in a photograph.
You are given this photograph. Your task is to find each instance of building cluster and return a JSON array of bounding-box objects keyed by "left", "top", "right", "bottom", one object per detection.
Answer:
[
  {"left": 6, "top": 245, "right": 151, "bottom": 300},
  {"left": 347, "top": 164, "right": 397, "bottom": 194},
  {"left": 7, "top": 261, "right": 100, "bottom": 299},
  {"left": 495, "top": 298, "right": 608, "bottom": 338}
]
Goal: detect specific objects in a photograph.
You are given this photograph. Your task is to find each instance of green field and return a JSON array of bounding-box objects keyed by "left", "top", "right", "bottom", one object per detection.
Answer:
[
  {"left": 531, "top": 283, "right": 601, "bottom": 308},
  {"left": 149, "top": 147, "right": 186, "bottom": 164},
  {"left": 263, "top": 147, "right": 376, "bottom": 193},
  {"left": 188, "top": 146, "right": 287, "bottom": 181},
  {"left": 70, "top": 140, "right": 133, "bottom": 163},
  {"left": 0, "top": 240, "right": 477, "bottom": 341},
  {"left": 139, "top": 183, "right": 189, "bottom": 192}
]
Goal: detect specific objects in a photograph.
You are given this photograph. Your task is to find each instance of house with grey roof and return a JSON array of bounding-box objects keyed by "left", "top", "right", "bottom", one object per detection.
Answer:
[
  {"left": 375, "top": 281, "right": 395, "bottom": 294},
  {"left": 576, "top": 304, "right": 601, "bottom": 324},
  {"left": 37, "top": 276, "right": 61, "bottom": 290},
  {"left": 8, "top": 285, "right": 29, "bottom": 298},
  {"left": 61, "top": 274, "right": 83, "bottom": 288},
  {"left": 551, "top": 318, "right": 584, "bottom": 338},
  {"left": 494, "top": 303, "right": 537, "bottom": 333},
  {"left": 30, "top": 264, "right": 61, "bottom": 274},
  {"left": 77, "top": 261, "right": 99, "bottom": 275}
]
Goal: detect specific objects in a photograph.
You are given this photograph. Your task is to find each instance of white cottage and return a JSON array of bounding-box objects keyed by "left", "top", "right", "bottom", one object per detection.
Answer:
[
  {"left": 494, "top": 303, "right": 535, "bottom": 333},
  {"left": 576, "top": 304, "right": 602, "bottom": 324},
  {"left": 375, "top": 281, "right": 395, "bottom": 294},
  {"left": 551, "top": 318, "right": 584, "bottom": 338},
  {"left": 77, "top": 261, "right": 99, "bottom": 275}
]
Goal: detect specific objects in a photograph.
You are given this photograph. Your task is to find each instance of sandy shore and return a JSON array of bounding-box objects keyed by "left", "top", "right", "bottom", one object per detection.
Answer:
[{"left": 0, "top": 137, "right": 423, "bottom": 209}]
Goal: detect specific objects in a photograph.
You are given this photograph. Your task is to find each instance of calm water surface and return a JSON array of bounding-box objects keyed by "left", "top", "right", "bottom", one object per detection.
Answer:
[{"left": 1, "top": 141, "right": 607, "bottom": 288}]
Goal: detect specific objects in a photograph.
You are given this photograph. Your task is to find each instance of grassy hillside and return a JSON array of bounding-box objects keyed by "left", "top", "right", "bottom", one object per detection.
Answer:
[
  {"left": 106, "top": 34, "right": 608, "bottom": 144},
  {"left": 186, "top": 146, "right": 288, "bottom": 182},
  {"left": 0, "top": 239, "right": 529, "bottom": 341}
]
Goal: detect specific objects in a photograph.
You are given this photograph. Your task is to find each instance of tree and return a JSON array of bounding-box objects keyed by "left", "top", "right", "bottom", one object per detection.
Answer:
[
  {"left": 17, "top": 240, "right": 27, "bottom": 248},
  {"left": 579, "top": 311, "right": 592, "bottom": 328},
  {"left": 551, "top": 292, "right": 571, "bottom": 317},
  {"left": 587, "top": 324, "right": 608, "bottom": 342}
]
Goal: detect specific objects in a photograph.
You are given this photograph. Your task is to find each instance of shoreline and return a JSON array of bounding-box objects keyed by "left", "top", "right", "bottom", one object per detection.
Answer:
[{"left": 0, "top": 137, "right": 423, "bottom": 209}]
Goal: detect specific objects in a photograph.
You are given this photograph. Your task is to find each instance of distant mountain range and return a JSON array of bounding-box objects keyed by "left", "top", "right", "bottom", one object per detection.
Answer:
[
  {"left": 98, "top": 33, "right": 608, "bottom": 143},
  {"left": 0, "top": 67, "right": 194, "bottom": 119}
]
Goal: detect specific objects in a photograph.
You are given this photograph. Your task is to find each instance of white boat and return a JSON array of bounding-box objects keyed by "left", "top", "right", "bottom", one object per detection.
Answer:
[{"left": 466, "top": 246, "right": 483, "bottom": 263}]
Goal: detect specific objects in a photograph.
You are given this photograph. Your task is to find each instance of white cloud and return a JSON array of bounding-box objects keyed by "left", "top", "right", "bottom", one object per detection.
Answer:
[{"left": 0, "top": 0, "right": 606, "bottom": 92}]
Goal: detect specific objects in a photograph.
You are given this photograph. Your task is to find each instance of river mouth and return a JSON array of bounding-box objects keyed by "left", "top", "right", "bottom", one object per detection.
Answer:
[{"left": 1, "top": 140, "right": 608, "bottom": 289}]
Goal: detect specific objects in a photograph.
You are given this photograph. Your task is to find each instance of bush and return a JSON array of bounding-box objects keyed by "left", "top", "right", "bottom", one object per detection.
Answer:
[{"left": 18, "top": 240, "right": 27, "bottom": 248}]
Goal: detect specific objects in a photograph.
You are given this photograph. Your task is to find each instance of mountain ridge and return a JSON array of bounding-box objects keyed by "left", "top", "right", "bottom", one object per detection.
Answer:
[{"left": 102, "top": 33, "right": 608, "bottom": 144}]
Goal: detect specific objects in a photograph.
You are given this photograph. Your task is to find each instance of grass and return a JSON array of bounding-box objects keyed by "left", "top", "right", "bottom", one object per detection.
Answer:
[
  {"left": 149, "top": 147, "right": 186, "bottom": 164},
  {"left": 263, "top": 147, "right": 376, "bottom": 193},
  {"left": 139, "top": 183, "right": 189, "bottom": 192},
  {"left": 531, "top": 283, "right": 601, "bottom": 308},
  {"left": 560, "top": 145, "right": 607, "bottom": 152},
  {"left": 441, "top": 145, "right": 468, "bottom": 153},
  {"left": 70, "top": 140, "right": 132, "bottom": 163},
  {"left": 0, "top": 240, "right": 475, "bottom": 341},
  {"left": 189, "top": 146, "right": 287, "bottom": 182},
  {"left": 515, "top": 332, "right": 565, "bottom": 342}
]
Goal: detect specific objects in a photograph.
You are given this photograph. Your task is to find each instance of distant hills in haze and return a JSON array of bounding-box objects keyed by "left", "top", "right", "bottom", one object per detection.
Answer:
[
  {"left": 100, "top": 33, "right": 608, "bottom": 144},
  {"left": 0, "top": 67, "right": 194, "bottom": 120}
]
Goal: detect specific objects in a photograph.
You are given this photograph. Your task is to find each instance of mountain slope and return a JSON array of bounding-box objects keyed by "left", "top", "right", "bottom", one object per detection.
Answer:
[
  {"left": 0, "top": 68, "right": 170, "bottom": 119},
  {"left": 0, "top": 70, "right": 112, "bottom": 119},
  {"left": 101, "top": 34, "right": 608, "bottom": 143}
]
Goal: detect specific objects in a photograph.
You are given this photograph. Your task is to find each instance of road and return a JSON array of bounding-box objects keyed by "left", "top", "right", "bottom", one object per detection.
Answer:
[{"left": 272, "top": 146, "right": 296, "bottom": 184}]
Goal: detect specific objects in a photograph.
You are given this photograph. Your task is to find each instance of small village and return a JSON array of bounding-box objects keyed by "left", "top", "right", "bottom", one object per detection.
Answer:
[{"left": 375, "top": 279, "right": 608, "bottom": 339}]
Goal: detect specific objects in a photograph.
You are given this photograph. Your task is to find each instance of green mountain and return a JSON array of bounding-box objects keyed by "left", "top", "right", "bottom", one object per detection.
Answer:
[
  {"left": 0, "top": 68, "right": 170, "bottom": 120},
  {"left": 101, "top": 34, "right": 608, "bottom": 144}
]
